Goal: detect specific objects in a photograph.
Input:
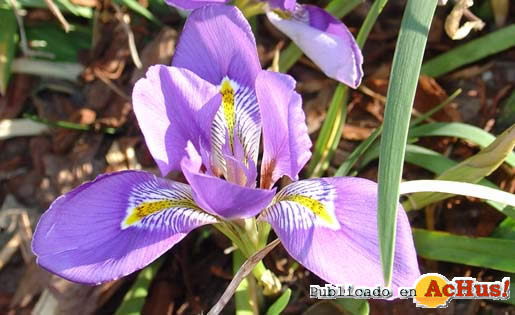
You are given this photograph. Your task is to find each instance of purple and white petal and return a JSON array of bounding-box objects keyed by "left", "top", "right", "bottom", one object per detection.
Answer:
[
  {"left": 173, "top": 4, "right": 261, "bottom": 88},
  {"left": 133, "top": 65, "right": 221, "bottom": 176},
  {"left": 267, "top": 0, "right": 296, "bottom": 11},
  {"left": 211, "top": 78, "right": 261, "bottom": 175},
  {"left": 266, "top": 5, "right": 363, "bottom": 88},
  {"left": 260, "top": 177, "right": 420, "bottom": 292},
  {"left": 256, "top": 70, "right": 311, "bottom": 188},
  {"left": 165, "top": 0, "right": 228, "bottom": 10},
  {"left": 32, "top": 171, "right": 217, "bottom": 284},
  {"left": 181, "top": 143, "right": 275, "bottom": 219}
]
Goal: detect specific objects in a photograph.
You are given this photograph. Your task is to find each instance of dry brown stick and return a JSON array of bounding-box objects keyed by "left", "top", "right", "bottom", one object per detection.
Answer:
[
  {"left": 207, "top": 238, "right": 281, "bottom": 315},
  {"left": 112, "top": 2, "right": 143, "bottom": 69},
  {"left": 0, "top": 233, "right": 22, "bottom": 271},
  {"left": 44, "top": 0, "right": 71, "bottom": 32}
]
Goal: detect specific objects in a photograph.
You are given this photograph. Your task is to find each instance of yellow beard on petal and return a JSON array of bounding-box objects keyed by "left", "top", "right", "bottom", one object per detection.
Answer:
[
  {"left": 282, "top": 195, "right": 339, "bottom": 228},
  {"left": 220, "top": 78, "right": 236, "bottom": 150},
  {"left": 122, "top": 199, "right": 199, "bottom": 229}
]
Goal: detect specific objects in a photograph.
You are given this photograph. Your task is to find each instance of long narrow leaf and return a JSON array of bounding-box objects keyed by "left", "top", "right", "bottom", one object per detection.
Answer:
[
  {"left": 409, "top": 122, "right": 515, "bottom": 167},
  {"left": 413, "top": 228, "right": 515, "bottom": 273},
  {"left": 114, "top": 258, "right": 163, "bottom": 315},
  {"left": 0, "top": 8, "right": 17, "bottom": 95},
  {"left": 376, "top": 0, "right": 438, "bottom": 286},
  {"left": 421, "top": 24, "right": 515, "bottom": 77},
  {"left": 404, "top": 124, "right": 515, "bottom": 211},
  {"left": 265, "top": 288, "right": 291, "bottom": 315}
]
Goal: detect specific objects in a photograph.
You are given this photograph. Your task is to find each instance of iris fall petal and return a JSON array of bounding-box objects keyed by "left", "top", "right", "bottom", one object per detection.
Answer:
[
  {"left": 260, "top": 177, "right": 420, "bottom": 292},
  {"left": 32, "top": 171, "right": 217, "bottom": 284}
]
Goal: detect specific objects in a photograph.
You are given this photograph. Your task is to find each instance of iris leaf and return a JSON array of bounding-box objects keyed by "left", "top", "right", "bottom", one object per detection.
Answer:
[
  {"left": 0, "top": 0, "right": 93, "bottom": 18},
  {"left": 421, "top": 24, "right": 515, "bottom": 78},
  {"left": 113, "top": 0, "right": 163, "bottom": 27},
  {"left": 409, "top": 122, "right": 515, "bottom": 167},
  {"left": 114, "top": 258, "right": 164, "bottom": 315},
  {"left": 413, "top": 228, "right": 515, "bottom": 273},
  {"left": 404, "top": 124, "right": 515, "bottom": 211},
  {"left": 376, "top": 0, "right": 438, "bottom": 286},
  {"left": 0, "top": 7, "right": 17, "bottom": 95},
  {"left": 265, "top": 288, "right": 291, "bottom": 315}
]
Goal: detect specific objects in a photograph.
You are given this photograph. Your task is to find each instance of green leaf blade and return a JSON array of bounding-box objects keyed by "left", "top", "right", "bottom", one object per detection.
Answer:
[{"left": 376, "top": 0, "right": 438, "bottom": 286}]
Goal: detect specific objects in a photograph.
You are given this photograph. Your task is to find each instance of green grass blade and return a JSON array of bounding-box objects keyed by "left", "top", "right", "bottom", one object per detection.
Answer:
[
  {"left": 4, "top": 0, "right": 93, "bottom": 18},
  {"left": 421, "top": 24, "right": 515, "bottom": 77},
  {"left": 265, "top": 288, "right": 291, "bottom": 315},
  {"left": 334, "top": 125, "right": 382, "bottom": 177},
  {"left": 408, "top": 122, "right": 515, "bottom": 167},
  {"left": 114, "top": 258, "right": 163, "bottom": 315},
  {"left": 114, "top": 0, "right": 163, "bottom": 27},
  {"left": 403, "top": 144, "right": 510, "bottom": 214},
  {"left": 335, "top": 88, "right": 461, "bottom": 176},
  {"left": 376, "top": 0, "right": 437, "bottom": 286},
  {"left": 492, "top": 217, "right": 515, "bottom": 240},
  {"left": 278, "top": 0, "right": 361, "bottom": 73},
  {"left": 307, "top": 85, "right": 348, "bottom": 177},
  {"left": 26, "top": 22, "right": 91, "bottom": 62},
  {"left": 413, "top": 228, "right": 515, "bottom": 273},
  {"left": 334, "top": 299, "right": 370, "bottom": 315},
  {"left": 404, "top": 124, "right": 515, "bottom": 211},
  {"left": 0, "top": 7, "right": 17, "bottom": 95}
]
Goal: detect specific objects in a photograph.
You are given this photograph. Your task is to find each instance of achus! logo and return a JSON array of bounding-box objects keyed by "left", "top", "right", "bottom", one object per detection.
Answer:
[{"left": 399, "top": 273, "right": 511, "bottom": 308}]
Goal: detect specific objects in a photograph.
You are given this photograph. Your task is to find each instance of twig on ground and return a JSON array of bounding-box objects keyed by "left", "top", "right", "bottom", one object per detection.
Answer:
[{"left": 112, "top": 2, "right": 143, "bottom": 69}]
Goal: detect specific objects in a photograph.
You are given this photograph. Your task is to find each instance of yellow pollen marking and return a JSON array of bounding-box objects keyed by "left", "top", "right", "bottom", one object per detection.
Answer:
[
  {"left": 220, "top": 79, "right": 236, "bottom": 149},
  {"left": 282, "top": 195, "right": 336, "bottom": 225},
  {"left": 123, "top": 199, "right": 198, "bottom": 227}
]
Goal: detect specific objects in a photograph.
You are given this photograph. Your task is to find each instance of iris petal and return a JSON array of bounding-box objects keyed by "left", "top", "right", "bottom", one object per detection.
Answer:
[
  {"left": 133, "top": 65, "right": 221, "bottom": 176},
  {"left": 268, "top": 0, "right": 296, "bottom": 11},
  {"left": 260, "top": 177, "right": 420, "bottom": 292},
  {"left": 165, "top": 0, "right": 228, "bottom": 10},
  {"left": 172, "top": 4, "right": 261, "bottom": 88},
  {"left": 256, "top": 70, "right": 311, "bottom": 188},
  {"left": 267, "top": 5, "right": 363, "bottom": 88},
  {"left": 181, "top": 142, "right": 276, "bottom": 219},
  {"left": 32, "top": 171, "right": 217, "bottom": 284}
]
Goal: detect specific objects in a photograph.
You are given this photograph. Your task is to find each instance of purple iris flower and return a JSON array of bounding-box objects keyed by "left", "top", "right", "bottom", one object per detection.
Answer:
[
  {"left": 165, "top": 0, "right": 363, "bottom": 88},
  {"left": 32, "top": 4, "right": 418, "bottom": 292}
]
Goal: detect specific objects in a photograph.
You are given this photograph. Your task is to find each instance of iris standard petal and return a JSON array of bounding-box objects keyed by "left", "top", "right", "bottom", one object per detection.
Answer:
[
  {"left": 266, "top": 5, "right": 363, "bottom": 88},
  {"left": 32, "top": 171, "right": 217, "bottom": 284},
  {"left": 133, "top": 65, "right": 221, "bottom": 176},
  {"left": 172, "top": 4, "right": 261, "bottom": 87},
  {"left": 181, "top": 143, "right": 276, "bottom": 219},
  {"left": 165, "top": 0, "right": 228, "bottom": 10},
  {"left": 256, "top": 70, "right": 311, "bottom": 189},
  {"left": 260, "top": 177, "right": 420, "bottom": 292},
  {"left": 268, "top": 0, "right": 296, "bottom": 11}
]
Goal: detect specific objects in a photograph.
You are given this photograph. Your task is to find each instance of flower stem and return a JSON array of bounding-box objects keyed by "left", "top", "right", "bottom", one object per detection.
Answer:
[{"left": 213, "top": 222, "right": 281, "bottom": 295}]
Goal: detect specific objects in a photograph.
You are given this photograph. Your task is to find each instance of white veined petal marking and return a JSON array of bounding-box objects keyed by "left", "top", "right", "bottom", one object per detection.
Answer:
[
  {"left": 211, "top": 77, "right": 261, "bottom": 174},
  {"left": 263, "top": 179, "right": 340, "bottom": 230},
  {"left": 121, "top": 179, "right": 216, "bottom": 231}
]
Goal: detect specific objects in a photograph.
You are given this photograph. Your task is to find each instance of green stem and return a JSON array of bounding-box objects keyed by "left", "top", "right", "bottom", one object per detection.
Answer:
[
  {"left": 214, "top": 222, "right": 281, "bottom": 295},
  {"left": 23, "top": 113, "right": 117, "bottom": 134}
]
